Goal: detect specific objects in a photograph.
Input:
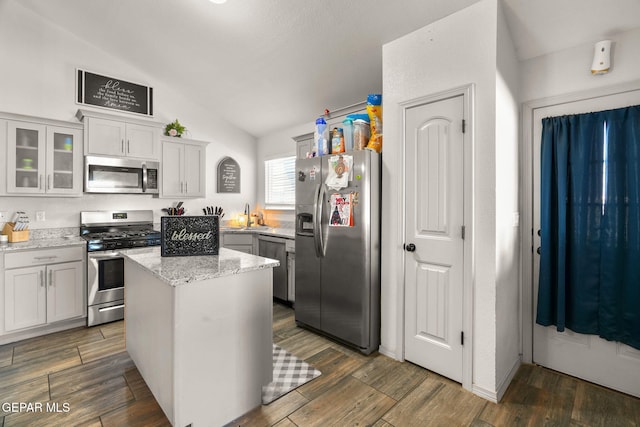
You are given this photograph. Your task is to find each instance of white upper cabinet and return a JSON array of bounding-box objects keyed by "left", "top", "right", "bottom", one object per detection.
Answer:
[
  {"left": 77, "top": 109, "right": 161, "bottom": 161},
  {"left": 161, "top": 137, "right": 208, "bottom": 198},
  {"left": 5, "top": 117, "right": 83, "bottom": 196}
]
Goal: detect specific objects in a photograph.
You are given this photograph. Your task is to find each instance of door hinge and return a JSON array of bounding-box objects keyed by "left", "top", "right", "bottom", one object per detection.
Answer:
[
  {"left": 461, "top": 225, "right": 466, "bottom": 240},
  {"left": 461, "top": 331, "right": 464, "bottom": 346},
  {"left": 462, "top": 119, "right": 466, "bottom": 133}
]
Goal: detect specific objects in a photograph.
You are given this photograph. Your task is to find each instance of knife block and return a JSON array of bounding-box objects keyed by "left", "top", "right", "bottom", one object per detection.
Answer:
[{"left": 2, "top": 222, "right": 29, "bottom": 242}]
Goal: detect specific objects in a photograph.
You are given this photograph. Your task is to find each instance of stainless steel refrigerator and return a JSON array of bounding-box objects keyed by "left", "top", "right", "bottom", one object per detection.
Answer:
[{"left": 295, "top": 150, "right": 381, "bottom": 354}]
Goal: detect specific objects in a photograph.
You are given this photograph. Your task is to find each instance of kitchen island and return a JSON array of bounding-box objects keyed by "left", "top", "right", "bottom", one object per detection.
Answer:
[{"left": 121, "top": 246, "right": 278, "bottom": 427}]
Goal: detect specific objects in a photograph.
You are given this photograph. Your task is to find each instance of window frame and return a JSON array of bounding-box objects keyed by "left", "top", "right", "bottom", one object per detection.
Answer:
[{"left": 264, "top": 154, "right": 296, "bottom": 210}]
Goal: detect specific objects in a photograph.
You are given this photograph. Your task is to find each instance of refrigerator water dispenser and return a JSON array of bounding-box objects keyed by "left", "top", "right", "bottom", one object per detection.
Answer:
[{"left": 296, "top": 213, "right": 314, "bottom": 236}]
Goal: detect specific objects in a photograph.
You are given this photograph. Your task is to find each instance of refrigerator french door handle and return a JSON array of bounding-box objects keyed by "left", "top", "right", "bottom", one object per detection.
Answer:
[
  {"left": 312, "top": 183, "right": 321, "bottom": 257},
  {"left": 315, "top": 183, "right": 327, "bottom": 257}
]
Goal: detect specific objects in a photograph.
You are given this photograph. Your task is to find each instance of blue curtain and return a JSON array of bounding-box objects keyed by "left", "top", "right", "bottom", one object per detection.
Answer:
[{"left": 537, "top": 105, "right": 640, "bottom": 350}]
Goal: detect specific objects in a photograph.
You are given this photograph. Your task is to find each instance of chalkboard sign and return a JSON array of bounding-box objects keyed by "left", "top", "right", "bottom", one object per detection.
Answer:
[
  {"left": 217, "top": 157, "right": 241, "bottom": 193},
  {"left": 76, "top": 69, "right": 153, "bottom": 116},
  {"left": 161, "top": 216, "right": 219, "bottom": 257}
]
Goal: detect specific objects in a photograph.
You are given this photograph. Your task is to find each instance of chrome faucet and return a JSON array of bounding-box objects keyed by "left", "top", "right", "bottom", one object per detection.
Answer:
[{"left": 244, "top": 203, "right": 252, "bottom": 227}]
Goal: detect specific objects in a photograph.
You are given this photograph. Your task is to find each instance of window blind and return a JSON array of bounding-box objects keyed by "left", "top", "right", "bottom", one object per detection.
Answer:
[{"left": 265, "top": 156, "right": 296, "bottom": 208}]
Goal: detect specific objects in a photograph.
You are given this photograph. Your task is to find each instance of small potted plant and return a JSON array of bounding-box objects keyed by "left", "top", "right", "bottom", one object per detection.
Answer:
[{"left": 165, "top": 119, "right": 186, "bottom": 137}]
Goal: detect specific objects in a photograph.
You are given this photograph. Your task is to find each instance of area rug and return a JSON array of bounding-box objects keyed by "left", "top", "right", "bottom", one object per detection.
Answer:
[{"left": 262, "top": 344, "right": 321, "bottom": 404}]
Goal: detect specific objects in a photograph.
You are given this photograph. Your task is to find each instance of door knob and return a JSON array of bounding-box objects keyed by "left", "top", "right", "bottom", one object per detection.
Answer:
[
  {"left": 536, "top": 247, "right": 541, "bottom": 254},
  {"left": 404, "top": 243, "right": 416, "bottom": 252}
]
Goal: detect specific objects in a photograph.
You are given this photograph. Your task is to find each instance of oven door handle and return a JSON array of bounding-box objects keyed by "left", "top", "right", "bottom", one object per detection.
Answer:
[
  {"left": 98, "top": 304, "right": 125, "bottom": 312},
  {"left": 89, "top": 253, "right": 123, "bottom": 260}
]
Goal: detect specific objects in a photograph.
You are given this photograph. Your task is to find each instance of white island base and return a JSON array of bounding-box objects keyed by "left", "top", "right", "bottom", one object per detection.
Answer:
[{"left": 123, "top": 248, "right": 276, "bottom": 427}]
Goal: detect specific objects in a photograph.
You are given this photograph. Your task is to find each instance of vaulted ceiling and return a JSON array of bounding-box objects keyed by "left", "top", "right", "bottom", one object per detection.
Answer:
[{"left": 19, "top": 0, "right": 640, "bottom": 137}]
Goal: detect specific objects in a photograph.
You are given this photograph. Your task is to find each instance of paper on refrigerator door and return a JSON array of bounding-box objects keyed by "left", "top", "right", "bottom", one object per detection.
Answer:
[
  {"left": 329, "top": 193, "right": 353, "bottom": 227},
  {"left": 325, "top": 155, "right": 353, "bottom": 190}
]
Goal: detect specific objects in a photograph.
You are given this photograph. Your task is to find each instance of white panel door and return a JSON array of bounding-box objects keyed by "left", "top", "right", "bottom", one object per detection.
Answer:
[
  {"left": 404, "top": 95, "right": 465, "bottom": 382},
  {"left": 532, "top": 89, "right": 640, "bottom": 398}
]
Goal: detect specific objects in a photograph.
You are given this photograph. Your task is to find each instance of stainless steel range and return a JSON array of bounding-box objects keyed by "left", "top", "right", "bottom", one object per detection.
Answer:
[{"left": 80, "top": 210, "right": 160, "bottom": 326}]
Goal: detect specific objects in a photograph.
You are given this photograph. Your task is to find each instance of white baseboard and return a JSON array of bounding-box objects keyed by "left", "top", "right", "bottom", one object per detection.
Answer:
[
  {"left": 378, "top": 345, "right": 401, "bottom": 361},
  {"left": 472, "top": 357, "right": 521, "bottom": 403},
  {"left": 472, "top": 384, "right": 498, "bottom": 403},
  {"left": 497, "top": 357, "right": 522, "bottom": 402},
  {"left": 0, "top": 317, "right": 87, "bottom": 345}
]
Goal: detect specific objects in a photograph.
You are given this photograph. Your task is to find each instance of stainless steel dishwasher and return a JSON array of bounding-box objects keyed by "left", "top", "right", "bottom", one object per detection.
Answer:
[{"left": 258, "top": 235, "right": 288, "bottom": 301}]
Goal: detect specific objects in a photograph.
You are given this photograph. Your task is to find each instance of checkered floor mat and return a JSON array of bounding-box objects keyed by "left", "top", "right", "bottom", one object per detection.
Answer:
[{"left": 262, "top": 344, "right": 321, "bottom": 404}]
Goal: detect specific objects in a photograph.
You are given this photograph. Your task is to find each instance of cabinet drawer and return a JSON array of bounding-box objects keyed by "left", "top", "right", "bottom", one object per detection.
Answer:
[
  {"left": 222, "top": 233, "right": 254, "bottom": 245},
  {"left": 5, "top": 245, "right": 84, "bottom": 269}
]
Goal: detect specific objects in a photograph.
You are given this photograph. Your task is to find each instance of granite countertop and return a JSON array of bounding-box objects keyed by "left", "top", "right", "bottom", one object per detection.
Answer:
[
  {"left": 220, "top": 226, "right": 295, "bottom": 239},
  {"left": 0, "top": 236, "right": 86, "bottom": 252},
  {"left": 120, "top": 246, "right": 280, "bottom": 287}
]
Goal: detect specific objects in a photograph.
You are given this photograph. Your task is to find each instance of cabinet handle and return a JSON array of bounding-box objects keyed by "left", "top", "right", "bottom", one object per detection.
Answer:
[
  {"left": 185, "top": 182, "right": 188, "bottom": 193},
  {"left": 34, "top": 255, "right": 57, "bottom": 261},
  {"left": 49, "top": 269, "right": 53, "bottom": 287},
  {"left": 180, "top": 182, "right": 184, "bottom": 193},
  {"left": 39, "top": 175, "right": 43, "bottom": 190},
  {"left": 127, "top": 140, "right": 130, "bottom": 153},
  {"left": 48, "top": 175, "right": 52, "bottom": 190},
  {"left": 121, "top": 139, "right": 125, "bottom": 153},
  {"left": 40, "top": 270, "right": 44, "bottom": 287}
]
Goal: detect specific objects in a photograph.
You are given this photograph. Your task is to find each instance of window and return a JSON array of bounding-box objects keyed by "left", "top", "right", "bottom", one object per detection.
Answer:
[{"left": 264, "top": 156, "right": 295, "bottom": 209}]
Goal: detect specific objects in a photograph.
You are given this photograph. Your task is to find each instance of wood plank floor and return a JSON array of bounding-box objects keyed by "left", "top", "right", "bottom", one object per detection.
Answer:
[{"left": 0, "top": 303, "right": 638, "bottom": 426}]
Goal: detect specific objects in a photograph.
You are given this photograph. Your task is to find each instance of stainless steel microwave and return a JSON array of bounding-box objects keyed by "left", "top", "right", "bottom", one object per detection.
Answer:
[{"left": 85, "top": 156, "right": 159, "bottom": 194}]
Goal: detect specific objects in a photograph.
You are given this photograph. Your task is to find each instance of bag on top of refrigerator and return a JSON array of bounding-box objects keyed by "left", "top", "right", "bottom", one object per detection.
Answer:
[{"left": 366, "top": 94, "right": 382, "bottom": 153}]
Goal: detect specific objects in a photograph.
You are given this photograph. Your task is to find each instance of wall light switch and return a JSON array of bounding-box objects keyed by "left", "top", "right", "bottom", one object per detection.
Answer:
[{"left": 36, "top": 211, "right": 45, "bottom": 222}]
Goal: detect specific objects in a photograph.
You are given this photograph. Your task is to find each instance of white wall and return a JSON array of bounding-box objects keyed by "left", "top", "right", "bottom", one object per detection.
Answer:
[
  {"left": 520, "top": 27, "right": 640, "bottom": 103},
  {"left": 0, "top": 0, "right": 257, "bottom": 228},
  {"left": 255, "top": 122, "right": 310, "bottom": 225},
  {"left": 494, "top": 2, "right": 521, "bottom": 399},
  {"left": 382, "top": 0, "right": 522, "bottom": 398}
]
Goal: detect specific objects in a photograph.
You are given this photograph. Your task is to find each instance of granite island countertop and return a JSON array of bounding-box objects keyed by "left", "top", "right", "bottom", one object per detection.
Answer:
[{"left": 120, "top": 246, "right": 280, "bottom": 287}]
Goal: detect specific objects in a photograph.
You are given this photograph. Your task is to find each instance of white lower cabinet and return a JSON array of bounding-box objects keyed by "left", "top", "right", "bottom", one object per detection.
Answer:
[
  {"left": 4, "top": 266, "right": 46, "bottom": 331},
  {"left": 3, "top": 246, "right": 84, "bottom": 333},
  {"left": 46, "top": 261, "right": 84, "bottom": 323}
]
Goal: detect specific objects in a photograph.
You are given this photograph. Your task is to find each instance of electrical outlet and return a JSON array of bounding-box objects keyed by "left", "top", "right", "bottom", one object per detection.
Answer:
[
  {"left": 36, "top": 211, "right": 45, "bottom": 222},
  {"left": 0, "top": 211, "right": 7, "bottom": 221}
]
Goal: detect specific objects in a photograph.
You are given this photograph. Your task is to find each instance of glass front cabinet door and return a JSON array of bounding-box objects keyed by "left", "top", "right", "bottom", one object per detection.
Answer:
[{"left": 7, "top": 121, "right": 82, "bottom": 195}]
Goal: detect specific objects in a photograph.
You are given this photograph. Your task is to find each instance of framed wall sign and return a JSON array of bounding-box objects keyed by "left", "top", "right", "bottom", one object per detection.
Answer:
[
  {"left": 76, "top": 69, "right": 153, "bottom": 116},
  {"left": 217, "top": 156, "right": 241, "bottom": 193},
  {"left": 161, "top": 216, "right": 219, "bottom": 257}
]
